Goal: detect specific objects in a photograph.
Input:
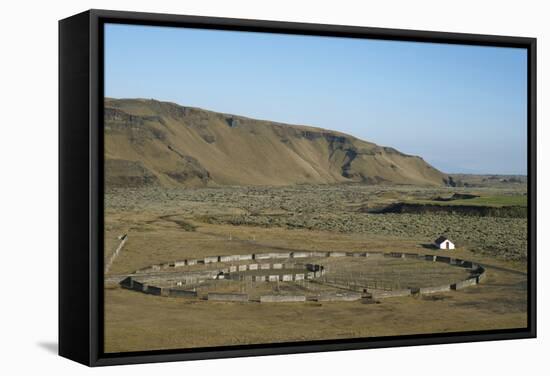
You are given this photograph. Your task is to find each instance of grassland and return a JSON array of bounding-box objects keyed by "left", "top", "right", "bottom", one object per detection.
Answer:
[
  {"left": 104, "top": 217, "right": 527, "bottom": 352},
  {"left": 105, "top": 184, "right": 527, "bottom": 262},
  {"left": 105, "top": 270, "right": 526, "bottom": 352},
  {"left": 103, "top": 181, "right": 528, "bottom": 352}
]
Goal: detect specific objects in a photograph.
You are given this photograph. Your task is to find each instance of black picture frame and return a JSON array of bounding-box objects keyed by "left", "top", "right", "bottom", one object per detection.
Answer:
[{"left": 59, "top": 9, "right": 537, "bottom": 367}]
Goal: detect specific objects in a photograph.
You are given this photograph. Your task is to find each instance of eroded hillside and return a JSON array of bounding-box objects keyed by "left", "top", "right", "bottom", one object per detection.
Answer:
[{"left": 104, "top": 98, "right": 448, "bottom": 187}]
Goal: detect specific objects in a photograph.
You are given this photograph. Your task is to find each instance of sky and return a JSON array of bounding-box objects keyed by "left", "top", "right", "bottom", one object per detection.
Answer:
[{"left": 104, "top": 23, "right": 528, "bottom": 175}]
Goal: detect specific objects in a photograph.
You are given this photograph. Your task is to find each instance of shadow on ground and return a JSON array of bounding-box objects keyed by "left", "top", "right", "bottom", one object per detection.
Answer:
[
  {"left": 37, "top": 341, "right": 58, "bottom": 355},
  {"left": 420, "top": 243, "right": 438, "bottom": 250}
]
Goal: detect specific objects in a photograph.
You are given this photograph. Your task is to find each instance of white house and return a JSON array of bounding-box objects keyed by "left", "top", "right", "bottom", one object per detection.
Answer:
[{"left": 434, "top": 236, "right": 455, "bottom": 250}]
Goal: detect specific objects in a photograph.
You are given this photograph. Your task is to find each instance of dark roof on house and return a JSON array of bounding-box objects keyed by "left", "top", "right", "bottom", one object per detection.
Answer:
[{"left": 434, "top": 236, "right": 449, "bottom": 245}]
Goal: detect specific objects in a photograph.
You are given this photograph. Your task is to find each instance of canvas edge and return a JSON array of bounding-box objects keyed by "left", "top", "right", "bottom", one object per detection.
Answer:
[{"left": 59, "top": 9, "right": 93, "bottom": 366}]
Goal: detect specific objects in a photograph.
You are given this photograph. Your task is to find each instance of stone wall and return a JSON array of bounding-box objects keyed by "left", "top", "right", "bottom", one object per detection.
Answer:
[
  {"left": 435, "top": 256, "right": 452, "bottom": 264},
  {"left": 118, "top": 278, "right": 144, "bottom": 292},
  {"left": 168, "top": 289, "right": 197, "bottom": 298},
  {"left": 254, "top": 253, "right": 272, "bottom": 260},
  {"left": 144, "top": 285, "right": 162, "bottom": 296},
  {"left": 148, "top": 250, "right": 374, "bottom": 271},
  {"left": 317, "top": 292, "right": 362, "bottom": 302},
  {"left": 451, "top": 278, "right": 478, "bottom": 290},
  {"left": 121, "top": 250, "right": 486, "bottom": 302},
  {"left": 368, "top": 289, "right": 412, "bottom": 299},
  {"left": 132, "top": 280, "right": 144, "bottom": 291},
  {"left": 204, "top": 256, "right": 219, "bottom": 264},
  {"left": 119, "top": 276, "right": 133, "bottom": 289},
  {"left": 220, "top": 255, "right": 241, "bottom": 262},
  {"left": 105, "top": 234, "right": 127, "bottom": 274},
  {"left": 418, "top": 284, "right": 451, "bottom": 294},
  {"left": 270, "top": 252, "right": 292, "bottom": 259},
  {"left": 329, "top": 251, "right": 347, "bottom": 257},
  {"left": 476, "top": 269, "right": 487, "bottom": 283},
  {"left": 208, "top": 292, "right": 249, "bottom": 302},
  {"left": 292, "top": 252, "right": 311, "bottom": 258},
  {"left": 260, "top": 295, "right": 306, "bottom": 303}
]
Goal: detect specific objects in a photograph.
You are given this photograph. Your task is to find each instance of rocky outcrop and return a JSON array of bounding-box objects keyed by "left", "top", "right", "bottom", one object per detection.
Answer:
[{"left": 369, "top": 202, "right": 527, "bottom": 218}]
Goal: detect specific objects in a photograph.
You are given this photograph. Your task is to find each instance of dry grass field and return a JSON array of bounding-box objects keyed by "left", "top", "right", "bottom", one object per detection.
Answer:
[{"left": 104, "top": 184, "right": 528, "bottom": 353}]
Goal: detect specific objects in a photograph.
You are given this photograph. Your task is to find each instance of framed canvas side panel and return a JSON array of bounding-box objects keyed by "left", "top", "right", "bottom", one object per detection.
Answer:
[
  {"left": 59, "top": 10, "right": 93, "bottom": 366},
  {"left": 527, "top": 39, "right": 537, "bottom": 336}
]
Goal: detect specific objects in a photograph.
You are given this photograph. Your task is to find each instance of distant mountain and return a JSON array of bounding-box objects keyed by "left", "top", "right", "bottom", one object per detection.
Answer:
[{"left": 104, "top": 98, "right": 448, "bottom": 188}]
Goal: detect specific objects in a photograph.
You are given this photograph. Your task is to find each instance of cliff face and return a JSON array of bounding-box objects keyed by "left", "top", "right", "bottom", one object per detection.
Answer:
[{"left": 104, "top": 98, "right": 448, "bottom": 188}]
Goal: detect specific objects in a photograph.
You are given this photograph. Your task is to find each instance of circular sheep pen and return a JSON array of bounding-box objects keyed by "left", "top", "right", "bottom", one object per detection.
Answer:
[{"left": 119, "top": 251, "right": 486, "bottom": 303}]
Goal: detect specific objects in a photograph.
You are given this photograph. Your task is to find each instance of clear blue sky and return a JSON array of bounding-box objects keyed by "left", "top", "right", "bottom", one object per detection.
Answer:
[{"left": 105, "top": 23, "right": 528, "bottom": 175}]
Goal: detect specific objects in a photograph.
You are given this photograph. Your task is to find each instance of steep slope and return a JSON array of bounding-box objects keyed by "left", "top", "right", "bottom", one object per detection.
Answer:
[{"left": 104, "top": 98, "right": 448, "bottom": 188}]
